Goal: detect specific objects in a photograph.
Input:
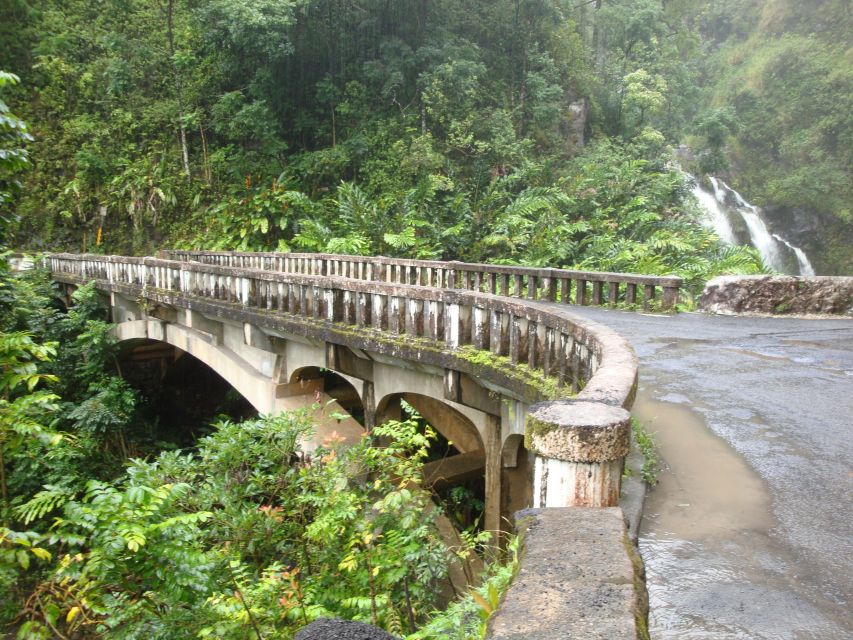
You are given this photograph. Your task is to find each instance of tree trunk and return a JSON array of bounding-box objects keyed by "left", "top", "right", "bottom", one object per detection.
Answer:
[{"left": 166, "top": 0, "right": 191, "bottom": 181}]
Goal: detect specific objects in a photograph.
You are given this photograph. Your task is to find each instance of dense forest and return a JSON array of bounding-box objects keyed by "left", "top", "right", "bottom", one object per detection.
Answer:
[
  {"left": 7, "top": 0, "right": 816, "bottom": 290},
  {"left": 2, "top": 1, "right": 850, "bottom": 276}
]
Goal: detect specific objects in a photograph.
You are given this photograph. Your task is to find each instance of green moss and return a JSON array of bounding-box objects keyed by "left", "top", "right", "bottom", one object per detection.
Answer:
[
  {"left": 523, "top": 415, "right": 560, "bottom": 450},
  {"left": 456, "top": 345, "right": 572, "bottom": 401},
  {"left": 623, "top": 530, "right": 651, "bottom": 640}
]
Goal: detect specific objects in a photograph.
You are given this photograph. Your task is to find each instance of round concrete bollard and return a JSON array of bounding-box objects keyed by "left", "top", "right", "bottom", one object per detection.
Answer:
[
  {"left": 294, "top": 618, "right": 399, "bottom": 640},
  {"left": 526, "top": 400, "right": 631, "bottom": 508}
]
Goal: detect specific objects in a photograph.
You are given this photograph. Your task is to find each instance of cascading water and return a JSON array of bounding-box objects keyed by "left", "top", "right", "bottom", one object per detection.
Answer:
[
  {"left": 771, "top": 234, "right": 816, "bottom": 277},
  {"left": 688, "top": 175, "right": 737, "bottom": 245},
  {"left": 690, "top": 175, "right": 816, "bottom": 275}
]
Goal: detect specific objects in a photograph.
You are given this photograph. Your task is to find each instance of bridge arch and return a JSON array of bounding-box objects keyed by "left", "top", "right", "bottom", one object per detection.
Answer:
[
  {"left": 378, "top": 392, "right": 487, "bottom": 531},
  {"left": 376, "top": 392, "right": 483, "bottom": 455},
  {"left": 115, "top": 319, "right": 277, "bottom": 414},
  {"left": 289, "top": 366, "right": 365, "bottom": 425}
]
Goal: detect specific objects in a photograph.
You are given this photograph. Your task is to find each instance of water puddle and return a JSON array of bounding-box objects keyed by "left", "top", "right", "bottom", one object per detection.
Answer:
[
  {"left": 635, "top": 394, "right": 773, "bottom": 540},
  {"left": 634, "top": 393, "right": 848, "bottom": 639}
]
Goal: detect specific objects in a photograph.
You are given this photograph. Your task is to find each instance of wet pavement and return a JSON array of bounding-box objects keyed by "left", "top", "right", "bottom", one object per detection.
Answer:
[{"left": 556, "top": 307, "right": 853, "bottom": 639}]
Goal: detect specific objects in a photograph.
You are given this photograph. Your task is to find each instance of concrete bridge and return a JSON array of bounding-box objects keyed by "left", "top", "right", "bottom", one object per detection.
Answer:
[{"left": 48, "top": 251, "right": 685, "bottom": 639}]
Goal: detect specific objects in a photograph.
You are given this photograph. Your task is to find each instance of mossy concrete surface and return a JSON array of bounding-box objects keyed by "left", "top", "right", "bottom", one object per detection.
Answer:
[
  {"left": 526, "top": 401, "right": 631, "bottom": 462},
  {"left": 487, "top": 508, "right": 646, "bottom": 640}
]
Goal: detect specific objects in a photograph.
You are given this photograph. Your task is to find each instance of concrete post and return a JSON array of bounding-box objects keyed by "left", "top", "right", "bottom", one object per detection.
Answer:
[
  {"left": 526, "top": 401, "right": 630, "bottom": 508},
  {"left": 483, "top": 414, "right": 503, "bottom": 548}
]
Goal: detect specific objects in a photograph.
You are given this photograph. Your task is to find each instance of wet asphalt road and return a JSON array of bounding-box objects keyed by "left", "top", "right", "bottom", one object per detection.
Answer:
[{"left": 559, "top": 307, "right": 853, "bottom": 639}]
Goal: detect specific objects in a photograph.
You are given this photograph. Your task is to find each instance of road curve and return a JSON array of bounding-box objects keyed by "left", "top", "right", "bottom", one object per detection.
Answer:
[{"left": 547, "top": 306, "right": 853, "bottom": 640}]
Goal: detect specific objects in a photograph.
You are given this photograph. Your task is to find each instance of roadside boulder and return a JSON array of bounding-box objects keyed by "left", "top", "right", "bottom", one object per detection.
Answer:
[
  {"left": 295, "top": 618, "right": 398, "bottom": 640},
  {"left": 700, "top": 275, "right": 853, "bottom": 315}
]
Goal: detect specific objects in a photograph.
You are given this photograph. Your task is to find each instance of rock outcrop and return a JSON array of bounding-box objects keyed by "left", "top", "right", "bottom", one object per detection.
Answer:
[{"left": 700, "top": 275, "right": 853, "bottom": 315}]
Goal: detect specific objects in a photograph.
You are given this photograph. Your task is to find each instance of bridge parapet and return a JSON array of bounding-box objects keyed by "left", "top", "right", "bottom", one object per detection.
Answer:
[
  {"left": 50, "top": 253, "right": 637, "bottom": 410},
  {"left": 162, "top": 250, "right": 682, "bottom": 310}
]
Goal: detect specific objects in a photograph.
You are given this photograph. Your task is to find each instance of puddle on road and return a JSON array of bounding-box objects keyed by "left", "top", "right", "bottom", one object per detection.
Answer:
[
  {"left": 634, "top": 393, "right": 848, "bottom": 639},
  {"left": 634, "top": 394, "right": 773, "bottom": 540}
]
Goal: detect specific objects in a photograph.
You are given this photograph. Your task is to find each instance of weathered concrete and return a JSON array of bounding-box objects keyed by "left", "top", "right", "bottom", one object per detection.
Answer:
[
  {"left": 487, "top": 508, "right": 647, "bottom": 640},
  {"left": 700, "top": 275, "right": 853, "bottom": 315},
  {"left": 526, "top": 401, "right": 630, "bottom": 508}
]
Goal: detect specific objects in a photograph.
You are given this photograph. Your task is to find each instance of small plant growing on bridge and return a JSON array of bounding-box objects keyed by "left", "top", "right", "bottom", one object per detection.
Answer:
[{"left": 632, "top": 418, "right": 661, "bottom": 485}]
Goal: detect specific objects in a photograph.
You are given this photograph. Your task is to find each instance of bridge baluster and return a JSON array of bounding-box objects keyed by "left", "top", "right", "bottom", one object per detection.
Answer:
[
  {"left": 342, "top": 290, "right": 355, "bottom": 324},
  {"left": 509, "top": 315, "right": 527, "bottom": 364},
  {"left": 527, "top": 275, "right": 538, "bottom": 299},
  {"left": 371, "top": 293, "right": 387, "bottom": 331},
  {"left": 405, "top": 298, "right": 423, "bottom": 337},
  {"left": 485, "top": 273, "right": 496, "bottom": 295},
  {"left": 498, "top": 273, "right": 509, "bottom": 296},
  {"left": 662, "top": 285, "right": 679, "bottom": 309},
  {"left": 529, "top": 322, "right": 545, "bottom": 369},
  {"left": 307, "top": 285, "right": 319, "bottom": 319},
  {"left": 424, "top": 300, "right": 441, "bottom": 339},
  {"left": 471, "top": 306, "right": 489, "bottom": 349},
  {"left": 643, "top": 284, "right": 656, "bottom": 310},
  {"left": 324, "top": 288, "right": 339, "bottom": 322},
  {"left": 576, "top": 279, "right": 587, "bottom": 305},
  {"left": 388, "top": 295, "right": 403, "bottom": 333},
  {"left": 286, "top": 283, "right": 297, "bottom": 314},
  {"left": 591, "top": 281, "right": 603, "bottom": 305},
  {"left": 608, "top": 281, "right": 619, "bottom": 306},
  {"left": 541, "top": 276, "right": 554, "bottom": 301},
  {"left": 488, "top": 310, "right": 506, "bottom": 356},
  {"left": 355, "top": 291, "right": 369, "bottom": 327}
]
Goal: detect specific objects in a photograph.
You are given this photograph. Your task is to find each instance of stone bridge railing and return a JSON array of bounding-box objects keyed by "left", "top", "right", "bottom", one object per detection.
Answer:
[
  {"left": 161, "top": 250, "right": 683, "bottom": 311},
  {"left": 47, "top": 252, "right": 646, "bottom": 639}
]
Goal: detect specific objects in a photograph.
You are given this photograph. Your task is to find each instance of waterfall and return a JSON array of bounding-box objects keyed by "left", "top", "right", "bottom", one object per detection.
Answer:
[
  {"left": 689, "top": 175, "right": 737, "bottom": 245},
  {"left": 772, "top": 234, "right": 816, "bottom": 276},
  {"left": 691, "top": 176, "right": 816, "bottom": 276}
]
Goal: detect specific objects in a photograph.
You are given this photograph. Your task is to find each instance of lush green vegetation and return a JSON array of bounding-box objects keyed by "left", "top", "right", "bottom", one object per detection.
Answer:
[
  {"left": 686, "top": 0, "right": 853, "bottom": 274},
  {"left": 0, "top": 0, "right": 776, "bottom": 290},
  {"left": 0, "top": 266, "right": 512, "bottom": 638}
]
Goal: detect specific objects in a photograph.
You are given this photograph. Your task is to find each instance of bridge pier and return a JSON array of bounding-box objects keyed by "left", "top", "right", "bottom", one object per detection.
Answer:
[
  {"left": 527, "top": 401, "right": 630, "bottom": 508},
  {"left": 484, "top": 414, "right": 503, "bottom": 546}
]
